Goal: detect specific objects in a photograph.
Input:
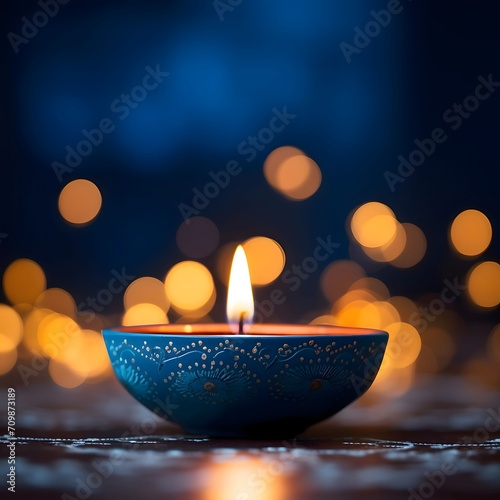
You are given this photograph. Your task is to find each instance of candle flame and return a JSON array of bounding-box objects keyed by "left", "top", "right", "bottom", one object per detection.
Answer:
[{"left": 227, "top": 245, "right": 254, "bottom": 334}]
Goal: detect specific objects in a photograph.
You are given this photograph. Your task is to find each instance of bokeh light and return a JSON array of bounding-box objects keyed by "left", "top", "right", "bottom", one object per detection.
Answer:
[
  {"left": 124, "top": 277, "right": 169, "bottom": 312},
  {"left": 164, "top": 261, "right": 215, "bottom": 314},
  {"left": 309, "top": 314, "right": 337, "bottom": 325},
  {"left": 390, "top": 223, "right": 427, "bottom": 268},
  {"left": 361, "top": 221, "right": 406, "bottom": 262},
  {"left": 320, "top": 260, "right": 365, "bottom": 303},
  {"left": 370, "top": 362, "right": 415, "bottom": 398},
  {"left": 467, "top": 261, "right": 500, "bottom": 308},
  {"left": 69, "top": 330, "right": 110, "bottom": 380},
  {"left": 263, "top": 145, "right": 305, "bottom": 188},
  {"left": 333, "top": 300, "right": 381, "bottom": 329},
  {"left": 176, "top": 289, "right": 217, "bottom": 319},
  {"left": 36, "top": 323, "right": 109, "bottom": 383},
  {"left": 0, "top": 304, "right": 23, "bottom": 349},
  {"left": 242, "top": 236, "right": 285, "bottom": 286},
  {"left": 122, "top": 303, "right": 169, "bottom": 326},
  {"left": 350, "top": 277, "right": 390, "bottom": 300},
  {"left": 387, "top": 296, "right": 419, "bottom": 323},
  {"left": 450, "top": 209, "right": 492, "bottom": 257},
  {"left": 263, "top": 147, "right": 321, "bottom": 200},
  {"left": 384, "top": 322, "right": 421, "bottom": 369},
  {"left": 35, "top": 288, "right": 77, "bottom": 319},
  {"left": 176, "top": 216, "right": 220, "bottom": 259},
  {"left": 49, "top": 358, "right": 87, "bottom": 388},
  {"left": 12, "top": 303, "right": 34, "bottom": 318},
  {"left": 0, "top": 334, "right": 16, "bottom": 354},
  {"left": 58, "top": 179, "right": 102, "bottom": 225},
  {"left": 333, "top": 289, "right": 379, "bottom": 312},
  {"left": 22, "top": 307, "right": 53, "bottom": 352},
  {"left": 350, "top": 202, "right": 397, "bottom": 248},
  {"left": 3, "top": 258, "right": 46, "bottom": 304},
  {"left": 332, "top": 297, "right": 400, "bottom": 330},
  {"left": 46, "top": 326, "right": 105, "bottom": 388},
  {"left": 37, "top": 313, "right": 81, "bottom": 358},
  {"left": 371, "top": 301, "right": 400, "bottom": 327},
  {"left": 275, "top": 155, "right": 322, "bottom": 200}
]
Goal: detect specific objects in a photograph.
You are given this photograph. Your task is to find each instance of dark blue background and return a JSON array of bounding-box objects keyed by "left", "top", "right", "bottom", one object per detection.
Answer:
[{"left": 1, "top": 0, "right": 499, "bottom": 322}]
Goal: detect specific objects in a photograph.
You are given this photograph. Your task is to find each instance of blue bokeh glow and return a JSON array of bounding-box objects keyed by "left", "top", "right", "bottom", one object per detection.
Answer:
[{"left": 15, "top": 0, "right": 398, "bottom": 174}]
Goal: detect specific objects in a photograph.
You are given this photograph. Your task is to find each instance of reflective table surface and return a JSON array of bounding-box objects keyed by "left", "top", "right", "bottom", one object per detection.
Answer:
[{"left": 1, "top": 374, "right": 499, "bottom": 499}]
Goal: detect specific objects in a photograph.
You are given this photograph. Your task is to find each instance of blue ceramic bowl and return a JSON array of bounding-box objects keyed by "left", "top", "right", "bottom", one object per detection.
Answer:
[{"left": 102, "top": 324, "right": 388, "bottom": 438}]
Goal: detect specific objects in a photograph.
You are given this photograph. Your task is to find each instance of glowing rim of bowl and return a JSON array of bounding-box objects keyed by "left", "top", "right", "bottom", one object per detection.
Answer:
[{"left": 103, "top": 323, "right": 389, "bottom": 337}]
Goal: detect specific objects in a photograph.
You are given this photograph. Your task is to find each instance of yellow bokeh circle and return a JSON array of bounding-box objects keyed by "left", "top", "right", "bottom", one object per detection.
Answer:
[
  {"left": 350, "top": 202, "right": 397, "bottom": 248},
  {"left": 391, "top": 223, "right": 427, "bottom": 268},
  {"left": 467, "top": 261, "right": 500, "bottom": 308},
  {"left": 58, "top": 179, "right": 102, "bottom": 225},
  {"left": 242, "top": 237, "right": 285, "bottom": 286},
  {"left": 384, "top": 322, "right": 421, "bottom": 368},
  {"left": 450, "top": 209, "right": 492, "bottom": 257},
  {"left": 164, "top": 261, "right": 215, "bottom": 313},
  {"left": 0, "top": 304, "right": 23, "bottom": 348},
  {"left": 2, "top": 258, "right": 46, "bottom": 305},
  {"left": 122, "top": 303, "right": 169, "bottom": 326},
  {"left": 124, "top": 277, "right": 169, "bottom": 311}
]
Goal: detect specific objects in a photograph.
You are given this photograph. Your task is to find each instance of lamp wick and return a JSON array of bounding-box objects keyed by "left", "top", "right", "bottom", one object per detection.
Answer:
[{"left": 238, "top": 312, "right": 246, "bottom": 335}]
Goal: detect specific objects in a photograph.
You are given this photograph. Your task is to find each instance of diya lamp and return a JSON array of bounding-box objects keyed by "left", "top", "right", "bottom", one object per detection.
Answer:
[{"left": 103, "top": 245, "right": 388, "bottom": 437}]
